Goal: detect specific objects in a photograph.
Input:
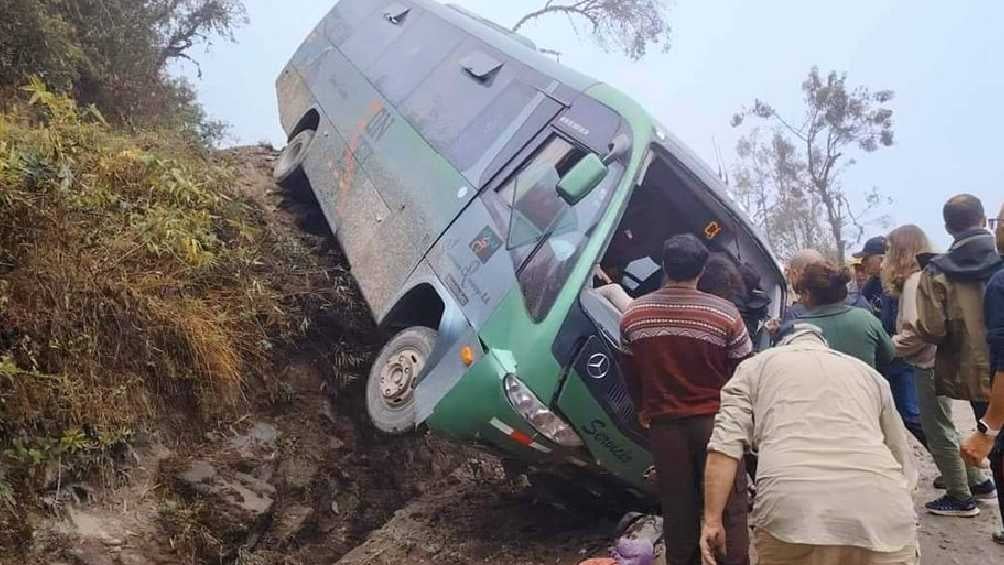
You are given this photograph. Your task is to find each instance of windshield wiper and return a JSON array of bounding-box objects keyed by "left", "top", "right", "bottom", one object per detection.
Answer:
[{"left": 515, "top": 229, "right": 555, "bottom": 275}]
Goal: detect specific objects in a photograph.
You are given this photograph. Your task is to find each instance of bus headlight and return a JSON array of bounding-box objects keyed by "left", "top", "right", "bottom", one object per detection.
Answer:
[{"left": 503, "top": 374, "right": 584, "bottom": 448}]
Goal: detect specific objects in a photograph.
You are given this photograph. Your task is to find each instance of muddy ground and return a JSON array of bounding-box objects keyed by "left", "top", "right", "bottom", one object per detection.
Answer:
[{"left": 9, "top": 147, "right": 1004, "bottom": 565}]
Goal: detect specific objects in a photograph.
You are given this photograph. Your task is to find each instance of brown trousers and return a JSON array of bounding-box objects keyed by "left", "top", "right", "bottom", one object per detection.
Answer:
[
  {"left": 756, "top": 531, "right": 920, "bottom": 565},
  {"left": 650, "top": 416, "right": 749, "bottom": 565}
]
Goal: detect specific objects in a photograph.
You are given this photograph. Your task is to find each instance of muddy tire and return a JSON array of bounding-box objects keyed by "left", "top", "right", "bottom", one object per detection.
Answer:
[
  {"left": 273, "top": 129, "right": 315, "bottom": 196},
  {"left": 274, "top": 130, "right": 331, "bottom": 235},
  {"left": 367, "top": 327, "right": 438, "bottom": 434}
]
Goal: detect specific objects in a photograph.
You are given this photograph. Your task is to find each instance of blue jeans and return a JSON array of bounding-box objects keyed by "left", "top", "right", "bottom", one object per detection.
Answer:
[{"left": 886, "top": 360, "right": 927, "bottom": 448}]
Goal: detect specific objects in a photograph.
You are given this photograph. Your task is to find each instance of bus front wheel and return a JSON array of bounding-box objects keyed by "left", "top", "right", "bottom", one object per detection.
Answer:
[{"left": 366, "top": 327, "right": 438, "bottom": 434}]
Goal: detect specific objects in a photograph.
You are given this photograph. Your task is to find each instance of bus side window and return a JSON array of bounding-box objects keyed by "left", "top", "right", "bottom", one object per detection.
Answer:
[
  {"left": 340, "top": 0, "right": 415, "bottom": 70},
  {"left": 365, "top": 11, "right": 465, "bottom": 105},
  {"left": 399, "top": 37, "right": 559, "bottom": 186}
]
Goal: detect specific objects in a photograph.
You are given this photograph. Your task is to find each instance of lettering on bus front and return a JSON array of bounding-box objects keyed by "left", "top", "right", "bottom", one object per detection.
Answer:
[{"left": 581, "top": 420, "right": 633, "bottom": 464}]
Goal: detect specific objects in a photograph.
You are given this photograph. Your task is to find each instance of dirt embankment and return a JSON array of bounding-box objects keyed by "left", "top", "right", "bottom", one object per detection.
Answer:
[{"left": 5, "top": 145, "right": 619, "bottom": 565}]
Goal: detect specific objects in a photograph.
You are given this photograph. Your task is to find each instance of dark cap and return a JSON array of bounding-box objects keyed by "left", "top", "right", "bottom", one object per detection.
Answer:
[{"left": 853, "top": 236, "right": 888, "bottom": 258}]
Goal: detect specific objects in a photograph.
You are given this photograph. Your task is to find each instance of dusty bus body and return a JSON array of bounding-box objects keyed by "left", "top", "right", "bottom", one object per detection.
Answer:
[{"left": 275, "top": 0, "right": 785, "bottom": 500}]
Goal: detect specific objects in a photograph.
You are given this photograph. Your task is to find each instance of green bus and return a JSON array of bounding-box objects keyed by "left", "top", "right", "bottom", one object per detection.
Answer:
[{"left": 275, "top": 0, "right": 785, "bottom": 501}]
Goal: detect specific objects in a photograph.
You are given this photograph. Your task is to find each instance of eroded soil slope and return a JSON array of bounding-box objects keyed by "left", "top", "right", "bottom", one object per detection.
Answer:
[{"left": 9, "top": 147, "right": 618, "bottom": 565}]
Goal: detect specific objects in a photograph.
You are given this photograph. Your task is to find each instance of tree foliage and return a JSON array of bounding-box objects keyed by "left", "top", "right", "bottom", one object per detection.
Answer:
[
  {"left": 731, "top": 67, "right": 895, "bottom": 262},
  {"left": 513, "top": 0, "right": 671, "bottom": 60},
  {"left": 732, "top": 129, "right": 831, "bottom": 260},
  {"left": 0, "top": 0, "right": 246, "bottom": 145}
]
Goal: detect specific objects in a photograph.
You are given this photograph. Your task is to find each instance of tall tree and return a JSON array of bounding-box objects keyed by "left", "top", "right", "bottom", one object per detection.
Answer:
[
  {"left": 731, "top": 67, "right": 895, "bottom": 263},
  {"left": 153, "top": 0, "right": 247, "bottom": 69},
  {"left": 0, "top": 0, "right": 246, "bottom": 143},
  {"left": 731, "top": 129, "right": 835, "bottom": 261},
  {"left": 513, "top": 0, "right": 671, "bottom": 60}
]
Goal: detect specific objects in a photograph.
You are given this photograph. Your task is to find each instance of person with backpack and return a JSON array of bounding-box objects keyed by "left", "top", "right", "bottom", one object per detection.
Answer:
[
  {"left": 917, "top": 194, "right": 1002, "bottom": 516},
  {"left": 961, "top": 202, "right": 1004, "bottom": 544}
]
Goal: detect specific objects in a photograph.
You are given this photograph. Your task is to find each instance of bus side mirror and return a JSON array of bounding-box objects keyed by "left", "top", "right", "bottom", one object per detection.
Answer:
[{"left": 557, "top": 154, "right": 608, "bottom": 205}]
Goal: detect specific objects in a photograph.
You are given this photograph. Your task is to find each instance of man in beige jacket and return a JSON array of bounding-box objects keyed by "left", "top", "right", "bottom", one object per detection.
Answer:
[{"left": 700, "top": 324, "right": 918, "bottom": 565}]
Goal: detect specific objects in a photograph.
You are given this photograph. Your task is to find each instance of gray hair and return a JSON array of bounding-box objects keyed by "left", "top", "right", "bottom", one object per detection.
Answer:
[{"left": 777, "top": 323, "right": 829, "bottom": 347}]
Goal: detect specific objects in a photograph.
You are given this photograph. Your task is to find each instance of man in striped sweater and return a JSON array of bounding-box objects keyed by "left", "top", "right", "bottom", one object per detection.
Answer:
[{"left": 621, "top": 234, "right": 753, "bottom": 565}]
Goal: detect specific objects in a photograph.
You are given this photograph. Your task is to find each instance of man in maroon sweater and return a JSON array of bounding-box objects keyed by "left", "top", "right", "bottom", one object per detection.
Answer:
[{"left": 621, "top": 234, "right": 753, "bottom": 565}]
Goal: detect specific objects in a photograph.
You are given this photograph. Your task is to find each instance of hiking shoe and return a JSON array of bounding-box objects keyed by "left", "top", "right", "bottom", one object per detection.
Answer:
[
  {"left": 933, "top": 475, "right": 945, "bottom": 490},
  {"left": 970, "top": 479, "right": 997, "bottom": 500},
  {"left": 925, "top": 495, "right": 980, "bottom": 517}
]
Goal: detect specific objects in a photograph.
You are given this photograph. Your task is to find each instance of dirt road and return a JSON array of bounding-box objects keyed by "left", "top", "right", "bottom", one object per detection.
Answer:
[{"left": 913, "top": 401, "right": 1003, "bottom": 564}]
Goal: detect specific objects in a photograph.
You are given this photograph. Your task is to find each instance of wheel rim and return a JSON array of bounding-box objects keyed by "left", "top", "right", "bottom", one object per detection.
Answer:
[
  {"left": 378, "top": 346, "right": 426, "bottom": 408},
  {"left": 276, "top": 133, "right": 311, "bottom": 179},
  {"left": 279, "top": 139, "right": 303, "bottom": 172}
]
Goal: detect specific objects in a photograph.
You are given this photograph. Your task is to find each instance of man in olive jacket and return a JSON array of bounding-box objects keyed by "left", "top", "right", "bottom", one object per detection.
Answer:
[
  {"left": 917, "top": 195, "right": 1003, "bottom": 402},
  {"left": 961, "top": 203, "right": 1004, "bottom": 544}
]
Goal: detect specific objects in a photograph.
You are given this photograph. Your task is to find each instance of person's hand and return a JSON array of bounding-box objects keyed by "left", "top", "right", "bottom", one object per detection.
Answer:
[
  {"left": 765, "top": 318, "right": 782, "bottom": 337},
  {"left": 699, "top": 519, "right": 726, "bottom": 565},
  {"left": 961, "top": 432, "right": 996, "bottom": 466},
  {"left": 593, "top": 265, "right": 613, "bottom": 285},
  {"left": 642, "top": 465, "right": 658, "bottom": 485}
]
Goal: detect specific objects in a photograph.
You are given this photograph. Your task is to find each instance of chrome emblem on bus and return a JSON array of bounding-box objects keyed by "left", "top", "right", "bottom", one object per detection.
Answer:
[{"left": 586, "top": 353, "right": 610, "bottom": 380}]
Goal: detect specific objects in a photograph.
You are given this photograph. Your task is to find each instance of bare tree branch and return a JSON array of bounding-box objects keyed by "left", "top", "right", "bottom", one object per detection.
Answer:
[
  {"left": 513, "top": 0, "right": 671, "bottom": 60},
  {"left": 731, "top": 67, "right": 896, "bottom": 262}
]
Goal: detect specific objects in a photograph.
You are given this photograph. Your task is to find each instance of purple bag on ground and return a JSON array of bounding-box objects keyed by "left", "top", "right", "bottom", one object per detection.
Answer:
[{"left": 612, "top": 538, "right": 655, "bottom": 565}]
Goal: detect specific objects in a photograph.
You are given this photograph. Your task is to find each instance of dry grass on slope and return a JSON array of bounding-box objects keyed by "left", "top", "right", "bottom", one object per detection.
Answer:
[{"left": 0, "top": 81, "right": 375, "bottom": 549}]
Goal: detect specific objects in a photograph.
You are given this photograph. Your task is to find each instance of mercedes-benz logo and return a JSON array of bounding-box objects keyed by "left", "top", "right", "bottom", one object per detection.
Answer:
[{"left": 586, "top": 353, "right": 610, "bottom": 380}]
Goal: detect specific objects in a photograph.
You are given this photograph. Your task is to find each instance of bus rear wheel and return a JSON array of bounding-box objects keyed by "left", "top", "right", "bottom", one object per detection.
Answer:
[
  {"left": 366, "top": 327, "right": 438, "bottom": 434},
  {"left": 273, "top": 129, "right": 315, "bottom": 195}
]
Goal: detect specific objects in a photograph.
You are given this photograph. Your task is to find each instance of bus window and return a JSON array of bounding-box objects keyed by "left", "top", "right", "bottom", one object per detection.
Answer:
[
  {"left": 366, "top": 11, "right": 465, "bottom": 105},
  {"left": 500, "top": 135, "right": 585, "bottom": 251},
  {"left": 339, "top": 0, "right": 415, "bottom": 70},
  {"left": 491, "top": 132, "right": 626, "bottom": 320}
]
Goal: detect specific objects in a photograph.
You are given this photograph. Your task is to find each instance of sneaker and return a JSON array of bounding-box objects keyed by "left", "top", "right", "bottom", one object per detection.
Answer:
[
  {"left": 993, "top": 531, "right": 1004, "bottom": 545},
  {"left": 925, "top": 495, "right": 980, "bottom": 517},
  {"left": 933, "top": 476, "right": 945, "bottom": 490},
  {"left": 970, "top": 479, "right": 997, "bottom": 500}
]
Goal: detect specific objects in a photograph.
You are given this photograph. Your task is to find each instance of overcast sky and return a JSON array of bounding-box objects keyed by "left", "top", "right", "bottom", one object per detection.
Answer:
[{"left": 177, "top": 0, "right": 1004, "bottom": 249}]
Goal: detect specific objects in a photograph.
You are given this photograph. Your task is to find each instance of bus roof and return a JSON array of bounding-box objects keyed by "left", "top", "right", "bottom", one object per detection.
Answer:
[{"left": 411, "top": 0, "right": 600, "bottom": 94}]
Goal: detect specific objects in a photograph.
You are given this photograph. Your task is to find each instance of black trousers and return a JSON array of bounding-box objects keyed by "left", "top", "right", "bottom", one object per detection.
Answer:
[{"left": 649, "top": 416, "right": 750, "bottom": 565}]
